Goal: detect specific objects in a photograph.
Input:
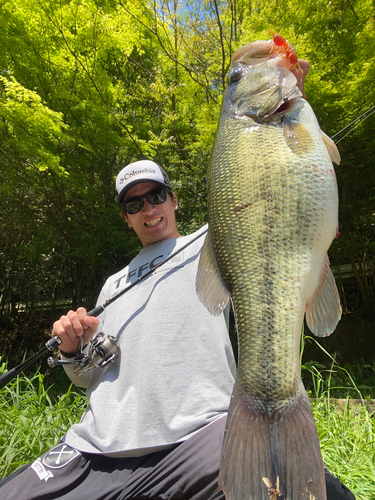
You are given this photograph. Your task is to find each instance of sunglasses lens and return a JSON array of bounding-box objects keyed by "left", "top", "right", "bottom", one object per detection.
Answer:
[
  {"left": 123, "top": 188, "right": 168, "bottom": 214},
  {"left": 146, "top": 189, "right": 167, "bottom": 205},
  {"left": 125, "top": 199, "right": 143, "bottom": 214}
]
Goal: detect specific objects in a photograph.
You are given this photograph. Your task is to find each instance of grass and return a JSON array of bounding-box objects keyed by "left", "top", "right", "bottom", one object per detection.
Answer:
[
  {"left": 313, "top": 398, "right": 375, "bottom": 500},
  {"left": 0, "top": 361, "right": 87, "bottom": 479},
  {"left": 0, "top": 351, "right": 374, "bottom": 499},
  {"left": 301, "top": 334, "right": 375, "bottom": 401},
  {"left": 301, "top": 336, "right": 375, "bottom": 500}
]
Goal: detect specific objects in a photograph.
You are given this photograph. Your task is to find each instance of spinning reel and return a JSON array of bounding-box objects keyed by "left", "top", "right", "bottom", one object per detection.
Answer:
[{"left": 47, "top": 333, "right": 120, "bottom": 375}]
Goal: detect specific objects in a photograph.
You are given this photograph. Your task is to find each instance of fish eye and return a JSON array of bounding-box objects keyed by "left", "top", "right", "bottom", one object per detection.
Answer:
[{"left": 228, "top": 65, "right": 245, "bottom": 85}]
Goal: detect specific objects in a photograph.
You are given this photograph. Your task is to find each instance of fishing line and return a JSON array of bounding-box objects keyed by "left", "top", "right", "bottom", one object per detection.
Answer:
[{"left": 332, "top": 103, "right": 375, "bottom": 144}]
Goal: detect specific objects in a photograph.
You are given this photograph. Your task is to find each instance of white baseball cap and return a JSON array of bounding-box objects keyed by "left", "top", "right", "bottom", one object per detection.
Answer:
[{"left": 116, "top": 160, "right": 172, "bottom": 203}]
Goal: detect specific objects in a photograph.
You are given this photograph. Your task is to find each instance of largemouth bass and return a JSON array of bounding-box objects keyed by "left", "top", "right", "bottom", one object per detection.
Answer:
[{"left": 196, "top": 38, "right": 342, "bottom": 500}]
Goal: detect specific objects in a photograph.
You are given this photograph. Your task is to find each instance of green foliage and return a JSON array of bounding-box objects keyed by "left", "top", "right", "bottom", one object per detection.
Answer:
[
  {"left": 313, "top": 399, "right": 375, "bottom": 500},
  {"left": 0, "top": 0, "right": 374, "bottom": 362},
  {"left": 300, "top": 334, "right": 375, "bottom": 499},
  {"left": 0, "top": 361, "right": 87, "bottom": 478},
  {"left": 0, "top": 75, "right": 66, "bottom": 172},
  {"left": 302, "top": 334, "right": 375, "bottom": 400}
]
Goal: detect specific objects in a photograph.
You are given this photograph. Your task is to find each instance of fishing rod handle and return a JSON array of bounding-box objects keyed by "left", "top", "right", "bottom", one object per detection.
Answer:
[
  {"left": 45, "top": 336, "right": 62, "bottom": 351},
  {"left": 87, "top": 304, "right": 105, "bottom": 318},
  {"left": 45, "top": 304, "right": 106, "bottom": 351}
]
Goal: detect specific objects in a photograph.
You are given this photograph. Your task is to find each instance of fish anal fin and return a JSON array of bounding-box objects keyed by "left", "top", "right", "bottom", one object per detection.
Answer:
[
  {"left": 306, "top": 255, "right": 342, "bottom": 337},
  {"left": 196, "top": 231, "right": 230, "bottom": 317},
  {"left": 283, "top": 116, "right": 314, "bottom": 156},
  {"left": 219, "top": 383, "right": 327, "bottom": 500},
  {"left": 321, "top": 130, "right": 341, "bottom": 165}
]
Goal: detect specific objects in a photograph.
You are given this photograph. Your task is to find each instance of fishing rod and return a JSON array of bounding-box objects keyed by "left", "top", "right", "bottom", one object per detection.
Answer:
[
  {"left": 332, "top": 103, "right": 375, "bottom": 144},
  {"left": 0, "top": 227, "right": 208, "bottom": 390}
]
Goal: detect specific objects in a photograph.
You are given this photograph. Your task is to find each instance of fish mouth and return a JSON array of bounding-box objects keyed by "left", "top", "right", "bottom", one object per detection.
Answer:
[
  {"left": 273, "top": 96, "right": 296, "bottom": 114},
  {"left": 268, "top": 95, "right": 301, "bottom": 118},
  {"left": 231, "top": 53, "right": 304, "bottom": 124},
  {"left": 237, "top": 95, "right": 302, "bottom": 124},
  {"left": 145, "top": 217, "right": 162, "bottom": 227}
]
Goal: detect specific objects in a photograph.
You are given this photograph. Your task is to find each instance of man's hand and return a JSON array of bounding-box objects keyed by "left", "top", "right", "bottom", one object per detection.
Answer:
[
  {"left": 52, "top": 307, "right": 100, "bottom": 355},
  {"left": 294, "top": 59, "right": 310, "bottom": 99}
]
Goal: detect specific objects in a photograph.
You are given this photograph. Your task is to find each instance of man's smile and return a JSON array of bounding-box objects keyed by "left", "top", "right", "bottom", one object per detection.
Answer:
[{"left": 145, "top": 217, "right": 163, "bottom": 227}]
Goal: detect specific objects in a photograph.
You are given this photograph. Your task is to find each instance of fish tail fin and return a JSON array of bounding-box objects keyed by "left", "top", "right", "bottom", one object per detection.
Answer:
[{"left": 219, "top": 383, "right": 326, "bottom": 500}]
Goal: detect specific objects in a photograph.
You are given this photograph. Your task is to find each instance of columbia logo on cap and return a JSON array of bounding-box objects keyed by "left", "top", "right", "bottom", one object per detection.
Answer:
[
  {"left": 118, "top": 167, "right": 157, "bottom": 185},
  {"left": 116, "top": 160, "right": 172, "bottom": 202}
]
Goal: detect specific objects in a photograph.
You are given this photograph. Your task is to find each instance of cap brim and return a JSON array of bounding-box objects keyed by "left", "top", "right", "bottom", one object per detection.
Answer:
[{"left": 118, "top": 179, "right": 170, "bottom": 203}]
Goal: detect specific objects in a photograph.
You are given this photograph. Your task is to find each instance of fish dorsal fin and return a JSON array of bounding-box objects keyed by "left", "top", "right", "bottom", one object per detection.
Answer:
[
  {"left": 321, "top": 130, "right": 341, "bottom": 165},
  {"left": 196, "top": 231, "right": 230, "bottom": 317},
  {"left": 305, "top": 255, "right": 342, "bottom": 337}
]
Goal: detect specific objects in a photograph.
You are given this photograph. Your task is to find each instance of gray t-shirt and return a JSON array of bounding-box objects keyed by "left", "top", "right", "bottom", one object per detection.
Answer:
[{"left": 63, "top": 225, "right": 236, "bottom": 457}]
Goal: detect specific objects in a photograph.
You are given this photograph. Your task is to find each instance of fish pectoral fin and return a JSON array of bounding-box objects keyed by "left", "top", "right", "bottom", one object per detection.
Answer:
[
  {"left": 196, "top": 231, "right": 230, "bottom": 317},
  {"left": 321, "top": 130, "right": 341, "bottom": 165},
  {"left": 283, "top": 115, "right": 314, "bottom": 156},
  {"left": 306, "top": 255, "right": 342, "bottom": 337}
]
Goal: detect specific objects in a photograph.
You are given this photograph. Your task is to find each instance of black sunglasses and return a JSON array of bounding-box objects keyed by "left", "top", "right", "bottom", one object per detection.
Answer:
[{"left": 121, "top": 187, "right": 170, "bottom": 215}]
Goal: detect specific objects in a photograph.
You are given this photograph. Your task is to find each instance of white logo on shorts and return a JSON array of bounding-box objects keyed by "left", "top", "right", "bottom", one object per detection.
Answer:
[
  {"left": 31, "top": 459, "right": 54, "bottom": 482},
  {"left": 43, "top": 443, "right": 81, "bottom": 469}
]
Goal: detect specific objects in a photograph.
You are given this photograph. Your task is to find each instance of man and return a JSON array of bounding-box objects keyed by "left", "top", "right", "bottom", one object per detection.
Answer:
[
  {"left": 0, "top": 160, "right": 236, "bottom": 499},
  {"left": 0, "top": 159, "right": 355, "bottom": 500}
]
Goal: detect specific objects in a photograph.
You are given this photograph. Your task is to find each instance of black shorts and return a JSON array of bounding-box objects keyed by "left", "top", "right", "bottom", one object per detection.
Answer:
[{"left": 0, "top": 415, "right": 355, "bottom": 500}]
